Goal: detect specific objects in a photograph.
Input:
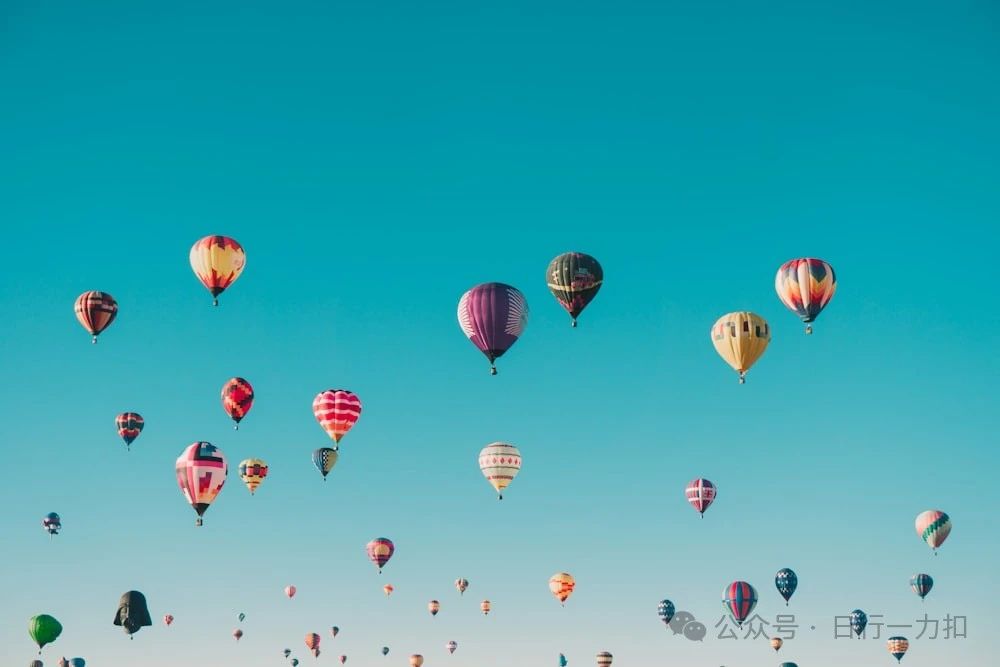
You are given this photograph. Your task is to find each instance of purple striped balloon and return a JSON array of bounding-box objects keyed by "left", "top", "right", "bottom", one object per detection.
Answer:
[{"left": 457, "top": 283, "right": 528, "bottom": 375}]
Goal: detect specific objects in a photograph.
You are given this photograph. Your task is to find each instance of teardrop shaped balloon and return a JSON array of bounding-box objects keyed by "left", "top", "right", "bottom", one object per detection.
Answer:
[
  {"left": 457, "top": 282, "right": 528, "bottom": 374},
  {"left": 163, "top": 614, "right": 174, "bottom": 626},
  {"left": 480, "top": 600, "right": 491, "bottom": 615},
  {"left": 559, "top": 655, "right": 567, "bottom": 667},
  {"left": 284, "top": 649, "right": 292, "bottom": 658},
  {"left": 366, "top": 537, "right": 395, "bottom": 573},
  {"left": 887, "top": 636, "right": 909, "bottom": 662},
  {"left": 175, "top": 442, "right": 227, "bottom": 527},
  {"left": 312, "top": 448, "right": 339, "bottom": 481},
  {"left": 722, "top": 581, "right": 758, "bottom": 627},
  {"left": 546, "top": 252, "right": 604, "bottom": 326},
  {"left": 237, "top": 612, "right": 245, "bottom": 623},
  {"left": 409, "top": 655, "right": 424, "bottom": 667},
  {"left": 115, "top": 412, "right": 144, "bottom": 450},
  {"left": 479, "top": 442, "right": 521, "bottom": 500},
  {"left": 455, "top": 578, "right": 469, "bottom": 595},
  {"left": 428, "top": 600, "right": 440, "bottom": 616},
  {"left": 685, "top": 478, "right": 716, "bottom": 517},
  {"left": 339, "top": 656, "right": 347, "bottom": 664},
  {"left": 42, "top": 512, "right": 61, "bottom": 537},
  {"left": 775, "top": 568, "right": 797, "bottom": 605},
  {"left": 189, "top": 235, "right": 245, "bottom": 306},
  {"left": 910, "top": 573, "right": 933, "bottom": 600},
  {"left": 381, "top": 646, "right": 390, "bottom": 656},
  {"left": 237, "top": 458, "right": 268, "bottom": 495},
  {"left": 330, "top": 626, "right": 339, "bottom": 637},
  {"left": 221, "top": 377, "right": 254, "bottom": 429},
  {"left": 285, "top": 585, "right": 296, "bottom": 599},
  {"left": 850, "top": 609, "right": 868, "bottom": 637},
  {"left": 292, "top": 660, "right": 300, "bottom": 667},
  {"left": 446, "top": 641, "right": 457, "bottom": 655},
  {"left": 711, "top": 312, "right": 770, "bottom": 383},
  {"left": 915, "top": 510, "right": 951, "bottom": 553},
  {"left": 549, "top": 572, "right": 575, "bottom": 605},
  {"left": 232, "top": 628, "right": 243, "bottom": 641},
  {"left": 74, "top": 291, "right": 117, "bottom": 343},
  {"left": 313, "top": 390, "right": 362, "bottom": 445},
  {"left": 771, "top": 637, "right": 783, "bottom": 651},
  {"left": 657, "top": 599, "right": 675, "bottom": 625},
  {"left": 595, "top": 652, "right": 613, "bottom": 667},
  {"left": 305, "top": 633, "right": 321, "bottom": 658},
  {"left": 775, "top": 258, "right": 837, "bottom": 334},
  {"left": 29, "top": 614, "right": 62, "bottom": 652},
  {"left": 383, "top": 584, "right": 394, "bottom": 597}
]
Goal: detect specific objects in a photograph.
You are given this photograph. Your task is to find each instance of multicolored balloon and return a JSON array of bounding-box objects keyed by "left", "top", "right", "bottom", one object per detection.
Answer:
[
  {"left": 189, "top": 235, "right": 245, "bottom": 306},
  {"left": 596, "top": 652, "right": 613, "bottom": 667},
  {"left": 915, "top": 510, "right": 951, "bottom": 553},
  {"left": 366, "top": 537, "right": 395, "bottom": 573},
  {"left": 775, "top": 258, "right": 837, "bottom": 334},
  {"left": 710, "top": 312, "right": 771, "bottom": 383},
  {"left": 722, "top": 581, "right": 758, "bottom": 627},
  {"left": 221, "top": 377, "right": 254, "bottom": 429},
  {"left": 42, "top": 513, "right": 61, "bottom": 537},
  {"left": 312, "top": 448, "right": 338, "bottom": 481},
  {"left": 455, "top": 578, "right": 469, "bottom": 595},
  {"left": 657, "top": 599, "right": 675, "bottom": 625},
  {"left": 237, "top": 458, "right": 268, "bottom": 495},
  {"left": 29, "top": 614, "right": 62, "bottom": 653},
  {"left": 479, "top": 442, "right": 521, "bottom": 500},
  {"left": 887, "top": 636, "right": 909, "bottom": 662},
  {"left": 685, "top": 478, "right": 716, "bottom": 517},
  {"left": 446, "top": 641, "right": 457, "bottom": 655},
  {"left": 481, "top": 600, "right": 491, "bottom": 615},
  {"left": 409, "top": 655, "right": 424, "bottom": 667},
  {"left": 549, "top": 572, "right": 576, "bottom": 605},
  {"left": 313, "top": 390, "right": 362, "bottom": 446},
  {"left": 163, "top": 615, "right": 173, "bottom": 626},
  {"left": 850, "top": 609, "right": 868, "bottom": 638},
  {"left": 910, "top": 574, "right": 933, "bottom": 600},
  {"left": 546, "top": 252, "right": 603, "bottom": 327},
  {"left": 175, "top": 442, "right": 227, "bottom": 526},
  {"left": 233, "top": 629, "right": 243, "bottom": 641},
  {"left": 305, "top": 633, "right": 321, "bottom": 658},
  {"left": 383, "top": 584, "right": 394, "bottom": 597},
  {"left": 285, "top": 585, "right": 296, "bottom": 599},
  {"left": 428, "top": 600, "right": 440, "bottom": 616},
  {"left": 457, "top": 282, "right": 528, "bottom": 374},
  {"left": 115, "top": 412, "right": 144, "bottom": 450},
  {"left": 771, "top": 637, "right": 783, "bottom": 651},
  {"left": 74, "top": 291, "right": 118, "bottom": 343},
  {"left": 775, "top": 568, "right": 798, "bottom": 605}
]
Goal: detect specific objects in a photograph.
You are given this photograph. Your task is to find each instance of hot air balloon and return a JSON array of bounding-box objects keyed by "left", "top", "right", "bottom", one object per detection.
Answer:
[
  {"left": 312, "top": 448, "right": 338, "bottom": 481},
  {"left": 339, "top": 656, "right": 347, "bottom": 664},
  {"left": 74, "top": 291, "right": 117, "bottom": 343},
  {"left": 481, "top": 600, "right": 491, "bottom": 615},
  {"left": 58, "top": 659, "right": 68, "bottom": 667},
  {"left": 657, "top": 599, "right": 675, "bottom": 625},
  {"left": 29, "top": 615, "right": 62, "bottom": 653},
  {"left": 685, "top": 478, "right": 715, "bottom": 517},
  {"left": 381, "top": 647, "right": 390, "bottom": 656},
  {"left": 455, "top": 578, "right": 469, "bottom": 595},
  {"left": 457, "top": 282, "right": 528, "bottom": 374},
  {"left": 910, "top": 574, "right": 933, "bottom": 600},
  {"left": 42, "top": 513, "right": 61, "bottom": 537},
  {"left": 479, "top": 442, "right": 521, "bottom": 500},
  {"left": 68, "top": 660, "right": 84, "bottom": 667},
  {"left": 221, "top": 377, "right": 254, "bottom": 429},
  {"left": 549, "top": 572, "right": 575, "bottom": 605},
  {"left": 446, "top": 641, "right": 458, "bottom": 655},
  {"left": 175, "top": 442, "right": 227, "bottom": 526},
  {"left": 233, "top": 629, "right": 243, "bottom": 641},
  {"left": 115, "top": 412, "right": 144, "bottom": 450},
  {"left": 775, "top": 568, "right": 798, "bottom": 605},
  {"left": 29, "top": 661, "right": 43, "bottom": 667},
  {"left": 305, "top": 633, "right": 321, "bottom": 657},
  {"left": 771, "top": 637, "right": 783, "bottom": 651},
  {"left": 888, "top": 636, "right": 909, "bottom": 662},
  {"left": 163, "top": 615, "right": 173, "bottom": 626},
  {"left": 723, "top": 581, "right": 757, "bottom": 628},
  {"left": 850, "top": 609, "right": 868, "bottom": 638},
  {"left": 238, "top": 612, "right": 245, "bottom": 623},
  {"left": 292, "top": 660, "right": 300, "bottom": 667},
  {"left": 915, "top": 510, "right": 951, "bottom": 554},
  {"left": 383, "top": 584, "right": 394, "bottom": 597},
  {"left": 366, "top": 538, "right": 394, "bottom": 573},
  {"left": 596, "top": 652, "right": 613, "bottom": 667},
  {"left": 238, "top": 458, "right": 268, "bottom": 495},
  {"left": 775, "top": 258, "right": 837, "bottom": 334},
  {"left": 285, "top": 585, "right": 297, "bottom": 599},
  {"left": 331, "top": 626, "right": 339, "bottom": 637},
  {"left": 428, "top": 600, "right": 440, "bottom": 616},
  {"left": 546, "top": 252, "right": 604, "bottom": 327},
  {"left": 409, "top": 655, "right": 424, "bottom": 667},
  {"left": 284, "top": 649, "right": 292, "bottom": 658},
  {"left": 189, "top": 235, "right": 245, "bottom": 306},
  {"left": 559, "top": 654, "right": 568, "bottom": 667},
  {"left": 710, "top": 312, "right": 770, "bottom": 383},
  {"left": 313, "top": 390, "right": 362, "bottom": 446},
  {"left": 113, "top": 591, "right": 152, "bottom": 639}
]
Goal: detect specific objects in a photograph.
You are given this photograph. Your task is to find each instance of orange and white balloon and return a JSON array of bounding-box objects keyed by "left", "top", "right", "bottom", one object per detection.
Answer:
[
  {"left": 479, "top": 442, "right": 521, "bottom": 500},
  {"left": 549, "top": 572, "right": 576, "bottom": 605},
  {"left": 189, "top": 235, "right": 245, "bottom": 306}
]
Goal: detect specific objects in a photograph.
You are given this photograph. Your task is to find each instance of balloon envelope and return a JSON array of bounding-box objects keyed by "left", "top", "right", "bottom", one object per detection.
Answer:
[
  {"left": 910, "top": 573, "right": 933, "bottom": 599},
  {"left": 189, "top": 235, "right": 245, "bottom": 305},
  {"left": 238, "top": 458, "right": 268, "bottom": 495},
  {"left": 710, "top": 312, "right": 771, "bottom": 383},
  {"left": 28, "top": 615, "right": 62, "bottom": 650},
  {"left": 549, "top": 572, "right": 576, "bottom": 604},
  {"left": 915, "top": 510, "right": 951, "bottom": 551},
  {"left": 685, "top": 478, "right": 715, "bottom": 516},
  {"left": 888, "top": 636, "right": 909, "bottom": 662},
  {"left": 457, "top": 282, "right": 528, "bottom": 374},
  {"left": 850, "top": 609, "right": 868, "bottom": 637},
  {"left": 175, "top": 442, "right": 227, "bottom": 526},
  {"left": 366, "top": 537, "right": 395, "bottom": 572},
  {"left": 113, "top": 591, "right": 152, "bottom": 636},
  {"left": 596, "top": 651, "right": 613, "bottom": 667},
  {"left": 657, "top": 599, "right": 675, "bottom": 625},
  {"left": 221, "top": 377, "right": 254, "bottom": 427},
  {"left": 479, "top": 442, "right": 521, "bottom": 499},
  {"left": 775, "top": 568, "right": 798, "bottom": 603},
  {"left": 74, "top": 291, "right": 117, "bottom": 342},
  {"left": 115, "top": 412, "right": 144, "bottom": 449},
  {"left": 723, "top": 581, "right": 757, "bottom": 626},
  {"left": 285, "top": 585, "right": 296, "bottom": 598},
  {"left": 546, "top": 252, "right": 604, "bottom": 325},
  {"left": 313, "top": 390, "right": 362, "bottom": 445},
  {"left": 775, "top": 258, "right": 837, "bottom": 333}
]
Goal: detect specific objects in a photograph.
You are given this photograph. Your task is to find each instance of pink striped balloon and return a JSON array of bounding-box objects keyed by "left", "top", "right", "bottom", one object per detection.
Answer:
[
  {"left": 685, "top": 478, "right": 716, "bottom": 517},
  {"left": 366, "top": 537, "right": 395, "bottom": 573},
  {"left": 313, "top": 390, "right": 362, "bottom": 445}
]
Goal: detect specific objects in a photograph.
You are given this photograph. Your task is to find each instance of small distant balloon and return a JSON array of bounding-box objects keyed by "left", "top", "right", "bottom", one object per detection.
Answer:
[
  {"left": 69, "top": 660, "right": 84, "bottom": 667},
  {"left": 710, "top": 311, "right": 771, "bottom": 383},
  {"left": 683, "top": 621, "right": 706, "bottom": 641},
  {"left": 910, "top": 573, "right": 933, "bottom": 600},
  {"left": 558, "top": 654, "right": 568, "bottom": 667},
  {"left": 546, "top": 252, "right": 604, "bottom": 327},
  {"left": 285, "top": 585, "right": 297, "bottom": 599},
  {"left": 115, "top": 412, "right": 144, "bottom": 450},
  {"left": 481, "top": 600, "right": 491, "bottom": 615},
  {"left": 383, "top": 584, "right": 394, "bottom": 597},
  {"left": 163, "top": 615, "right": 174, "bottom": 627},
  {"left": 339, "top": 656, "right": 347, "bottom": 665},
  {"left": 366, "top": 537, "right": 395, "bottom": 573},
  {"left": 549, "top": 572, "right": 576, "bottom": 605},
  {"left": 381, "top": 647, "right": 389, "bottom": 656},
  {"left": 238, "top": 612, "right": 245, "bottom": 623},
  {"left": 446, "top": 641, "right": 457, "bottom": 655},
  {"left": 455, "top": 578, "right": 469, "bottom": 595},
  {"left": 291, "top": 660, "right": 299, "bottom": 667},
  {"left": 221, "top": 377, "right": 254, "bottom": 429},
  {"left": 771, "top": 637, "right": 783, "bottom": 651},
  {"left": 685, "top": 478, "right": 715, "bottom": 517},
  {"left": 238, "top": 458, "right": 268, "bottom": 495},
  {"left": 774, "top": 258, "right": 837, "bottom": 334},
  {"left": 305, "top": 633, "right": 321, "bottom": 658},
  {"left": 915, "top": 510, "right": 951, "bottom": 553},
  {"left": 189, "top": 235, "right": 245, "bottom": 306},
  {"left": 42, "top": 513, "right": 61, "bottom": 537},
  {"left": 284, "top": 649, "right": 292, "bottom": 658},
  {"left": 888, "top": 636, "right": 909, "bottom": 662},
  {"left": 850, "top": 609, "right": 868, "bottom": 638},
  {"left": 479, "top": 442, "right": 522, "bottom": 500},
  {"left": 428, "top": 600, "right": 440, "bottom": 616},
  {"left": 595, "top": 651, "right": 613, "bottom": 667},
  {"left": 657, "top": 599, "right": 675, "bottom": 625},
  {"left": 775, "top": 568, "right": 798, "bottom": 605},
  {"left": 312, "top": 448, "right": 339, "bottom": 481},
  {"left": 723, "top": 581, "right": 758, "bottom": 627},
  {"left": 232, "top": 629, "right": 243, "bottom": 641},
  {"left": 457, "top": 282, "right": 528, "bottom": 374},
  {"left": 74, "top": 291, "right": 117, "bottom": 343},
  {"left": 409, "top": 655, "right": 424, "bottom": 667},
  {"left": 330, "top": 626, "right": 339, "bottom": 637}
]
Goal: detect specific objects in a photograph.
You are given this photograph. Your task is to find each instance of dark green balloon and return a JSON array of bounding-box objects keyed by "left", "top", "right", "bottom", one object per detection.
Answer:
[{"left": 28, "top": 614, "right": 62, "bottom": 651}]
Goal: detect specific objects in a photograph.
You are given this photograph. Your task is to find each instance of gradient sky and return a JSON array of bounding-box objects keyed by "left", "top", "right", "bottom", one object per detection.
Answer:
[{"left": 1, "top": 1, "right": 998, "bottom": 665}]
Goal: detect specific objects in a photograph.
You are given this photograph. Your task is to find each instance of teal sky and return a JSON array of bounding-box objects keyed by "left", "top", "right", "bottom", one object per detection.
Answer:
[{"left": 2, "top": 1, "right": 998, "bottom": 665}]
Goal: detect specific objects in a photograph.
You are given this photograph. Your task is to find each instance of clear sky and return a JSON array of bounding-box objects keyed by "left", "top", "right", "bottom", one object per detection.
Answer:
[{"left": 1, "top": 1, "right": 998, "bottom": 665}]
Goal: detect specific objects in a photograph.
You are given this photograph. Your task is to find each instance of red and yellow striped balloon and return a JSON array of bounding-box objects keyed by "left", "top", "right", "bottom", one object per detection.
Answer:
[
  {"left": 74, "top": 291, "right": 118, "bottom": 343},
  {"left": 189, "top": 235, "right": 245, "bottom": 306},
  {"left": 313, "top": 390, "right": 362, "bottom": 445}
]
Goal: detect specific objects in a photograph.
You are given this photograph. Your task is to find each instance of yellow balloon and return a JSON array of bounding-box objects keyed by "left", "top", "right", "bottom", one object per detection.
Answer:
[
  {"left": 711, "top": 311, "right": 771, "bottom": 383},
  {"left": 549, "top": 572, "right": 575, "bottom": 605}
]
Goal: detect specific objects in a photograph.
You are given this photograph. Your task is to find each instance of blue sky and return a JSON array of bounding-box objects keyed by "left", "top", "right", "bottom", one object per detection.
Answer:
[{"left": 1, "top": 1, "right": 998, "bottom": 665}]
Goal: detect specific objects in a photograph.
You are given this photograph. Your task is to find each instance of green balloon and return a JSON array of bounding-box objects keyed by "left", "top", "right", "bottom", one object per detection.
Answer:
[{"left": 29, "top": 615, "right": 62, "bottom": 651}]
